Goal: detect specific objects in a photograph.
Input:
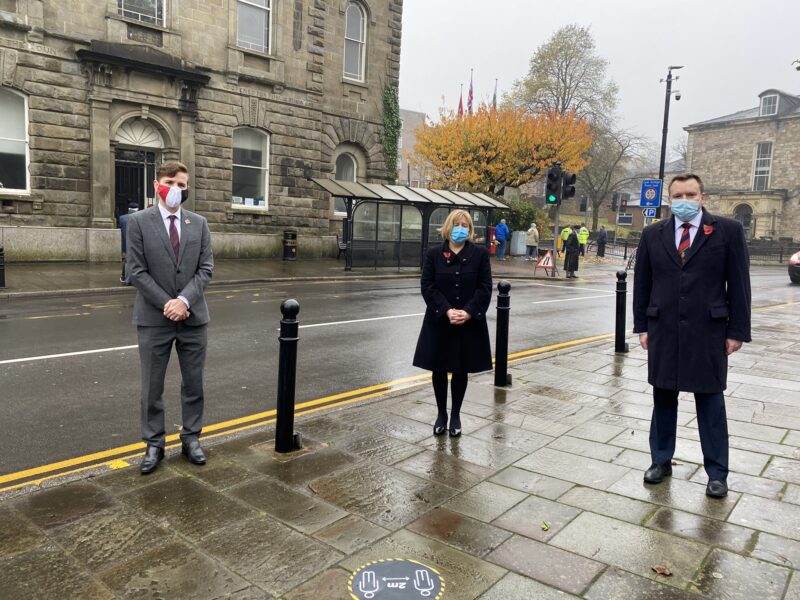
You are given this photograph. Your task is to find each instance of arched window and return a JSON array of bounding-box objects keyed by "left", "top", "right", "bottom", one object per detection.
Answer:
[
  {"left": 334, "top": 152, "right": 357, "bottom": 213},
  {"left": 343, "top": 2, "right": 366, "bottom": 81},
  {"left": 232, "top": 128, "right": 270, "bottom": 209},
  {"left": 0, "top": 88, "right": 28, "bottom": 193}
]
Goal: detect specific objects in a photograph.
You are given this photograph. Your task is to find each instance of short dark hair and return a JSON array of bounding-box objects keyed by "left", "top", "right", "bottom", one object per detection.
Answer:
[
  {"left": 156, "top": 161, "right": 188, "bottom": 180},
  {"left": 669, "top": 173, "right": 704, "bottom": 195}
]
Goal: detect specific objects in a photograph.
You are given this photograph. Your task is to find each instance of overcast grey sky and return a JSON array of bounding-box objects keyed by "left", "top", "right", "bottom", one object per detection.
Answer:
[{"left": 398, "top": 0, "right": 799, "bottom": 154}]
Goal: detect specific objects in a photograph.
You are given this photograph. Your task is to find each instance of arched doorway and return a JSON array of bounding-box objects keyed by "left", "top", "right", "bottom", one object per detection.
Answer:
[
  {"left": 113, "top": 119, "right": 164, "bottom": 221},
  {"left": 734, "top": 204, "right": 753, "bottom": 240}
]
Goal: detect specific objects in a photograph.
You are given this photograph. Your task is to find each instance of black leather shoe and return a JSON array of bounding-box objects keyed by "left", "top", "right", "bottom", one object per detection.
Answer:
[
  {"left": 643, "top": 463, "right": 672, "bottom": 484},
  {"left": 433, "top": 414, "right": 448, "bottom": 436},
  {"left": 181, "top": 439, "right": 206, "bottom": 465},
  {"left": 706, "top": 479, "right": 728, "bottom": 498},
  {"left": 140, "top": 445, "right": 164, "bottom": 475},
  {"left": 448, "top": 414, "right": 462, "bottom": 438}
]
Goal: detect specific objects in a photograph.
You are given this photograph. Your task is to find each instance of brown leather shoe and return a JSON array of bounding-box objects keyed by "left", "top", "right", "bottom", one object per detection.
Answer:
[{"left": 140, "top": 445, "right": 164, "bottom": 475}]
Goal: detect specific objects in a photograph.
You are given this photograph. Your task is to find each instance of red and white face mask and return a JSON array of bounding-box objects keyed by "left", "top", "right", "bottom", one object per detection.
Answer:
[{"left": 157, "top": 184, "right": 189, "bottom": 208}]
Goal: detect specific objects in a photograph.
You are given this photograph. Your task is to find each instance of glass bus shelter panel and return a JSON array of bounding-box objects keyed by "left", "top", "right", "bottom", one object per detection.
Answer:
[
  {"left": 428, "top": 206, "right": 451, "bottom": 243},
  {"left": 400, "top": 205, "right": 423, "bottom": 267},
  {"left": 352, "top": 202, "right": 377, "bottom": 266},
  {"left": 470, "top": 209, "right": 488, "bottom": 244},
  {"left": 376, "top": 204, "right": 401, "bottom": 268}
]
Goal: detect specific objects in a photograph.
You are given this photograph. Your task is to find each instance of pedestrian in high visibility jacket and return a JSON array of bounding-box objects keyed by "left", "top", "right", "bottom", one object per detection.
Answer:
[
  {"left": 559, "top": 226, "right": 571, "bottom": 257},
  {"left": 578, "top": 224, "right": 590, "bottom": 256}
]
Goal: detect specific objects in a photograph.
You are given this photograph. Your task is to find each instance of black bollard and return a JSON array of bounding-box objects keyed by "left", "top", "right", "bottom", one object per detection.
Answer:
[
  {"left": 494, "top": 281, "right": 512, "bottom": 386},
  {"left": 275, "top": 299, "right": 303, "bottom": 453},
  {"left": 615, "top": 271, "right": 629, "bottom": 353},
  {"left": 0, "top": 245, "right": 5, "bottom": 289}
]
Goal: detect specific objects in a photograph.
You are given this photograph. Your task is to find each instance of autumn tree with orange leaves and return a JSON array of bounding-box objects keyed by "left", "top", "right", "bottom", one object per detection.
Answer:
[{"left": 412, "top": 106, "right": 592, "bottom": 195}]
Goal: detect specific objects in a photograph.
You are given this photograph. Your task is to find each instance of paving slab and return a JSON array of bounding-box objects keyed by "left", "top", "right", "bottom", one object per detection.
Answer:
[
  {"left": 98, "top": 540, "right": 250, "bottom": 600},
  {"left": 0, "top": 544, "right": 112, "bottom": 600},
  {"left": 689, "top": 469, "right": 785, "bottom": 500},
  {"left": 784, "top": 484, "right": 800, "bottom": 505},
  {"left": 486, "top": 534, "right": 604, "bottom": 596},
  {"left": 443, "top": 481, "right": 528, "bottom": 523},
  {"left": 312, "top": 515, "right": 390, "bottom": 554},
  {"left": 609, "top": 470, "right": 740, "bottom": 520},
  {"left": 419, "top": 433, "right": 527, "bottom": 470},
  {"left": 309, "top": 462, "right": 456, "bottom": 529},
  {"left": 394, "top": 449, "right": 494, "bottom": 492},
  {"left": 469, "top": 422, "right": 555, "bottom": 453},
  {"left": 550, "top": 512, "right": 710, "bottom": 590},
  {"left": 785, "top": 575, "right": 800, "bottom": 600},
  {"left": 558, "top": 486, "right": 656, "bottom": 524},
  {"left": 728, "top": 495, "right": 800, "bottom": 541},
  {"left": 408, "top": 507, "right": 512, "bottom": 557},
  {"left": 752, "top": 532, "right": 800, "bottom": 569},
  {"left": 492, "top": 494, "right": 581, "bottom": 542},
  {"left": 566, "top": 420, "right": 627, "bottom": 443},
  {"left": 515, "top": 447, "right": 631, "bottom": 490},
  {"left": 334, "top": 431, "right": 424, "bottom": 465},
  {"left": 282, "top": 568, "right": 353, "bottom": 600},
  {"left": 612, "top": 448, "right": 700, "bottom": 480},
  {"left": 166, "top": 457, "right": 262, "bottom": 491},
  {"left": 584, "top": 566, "right": 708, "bottom": 600},
  {"left": 478, "top": 572, "right": 580, "bottom": 599},
  {"left": 249, "top": 446, "right": 359, "bottom": 486},
  {"left": 489, "top": 466, "right": 574, "bottom": 499},
  {"left": 199, "top": 516, "right": 343, "bottom": 597},
  {"left": 340, "top": 529, "right": 506, "bottom": 600},
  {"left": 763, "top": 456, "right": 800, "bottom": 485},
  {"left": 0, "top": 507, "right": 47, "bottom": 557},
  {"left": 689, "top": 548, "right": 790, "bottom": 600},
  {"left": 546, "top": 435, "right": 624, "bottom": 462},
  {"left": 13, "top": 482, "right": 116, "bottom": 530},
  {"left": 646, "top": 507, "right": 755, "bottom": 553},
  {"left": 121, "top": 476, "right": 256, "bottom": 540}
]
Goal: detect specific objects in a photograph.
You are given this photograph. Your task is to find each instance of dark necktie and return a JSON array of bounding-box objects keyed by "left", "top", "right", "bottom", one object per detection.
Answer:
[
  {"left": 168, "top": 215, "right": 180, "bottom": 260},
  {"left": 678, "top": 222, "right": 691, "bottom": 263}
]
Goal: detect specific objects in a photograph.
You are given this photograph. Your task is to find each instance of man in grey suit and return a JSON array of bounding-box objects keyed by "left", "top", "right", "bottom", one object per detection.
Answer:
[{"left": 126, "top": 160, "right": 214, "bottom": 474}]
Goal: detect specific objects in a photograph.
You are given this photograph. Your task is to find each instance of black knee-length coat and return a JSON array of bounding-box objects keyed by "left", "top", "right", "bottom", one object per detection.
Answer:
[
  {"left": 633, "top": 210, "right": 751, "bottom": 393},
  {"left": 564, "top": 230, "right": 580, "bottom": 272},
  {"left": 413, "top": 241, "right": 493, "bottom": 373}
]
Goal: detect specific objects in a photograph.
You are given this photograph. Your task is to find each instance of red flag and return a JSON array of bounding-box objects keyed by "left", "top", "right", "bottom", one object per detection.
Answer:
[
  {"left": 457, "top": 90, "right": 463, "bottom": 117},
  {"left": 467, "top": 70, "right": 474, "bottom": 115}
]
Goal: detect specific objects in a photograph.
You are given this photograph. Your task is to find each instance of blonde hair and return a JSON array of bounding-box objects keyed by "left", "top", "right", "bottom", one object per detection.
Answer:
[{"left": 438, "top": 209, "right": 474, "bottom": 242}]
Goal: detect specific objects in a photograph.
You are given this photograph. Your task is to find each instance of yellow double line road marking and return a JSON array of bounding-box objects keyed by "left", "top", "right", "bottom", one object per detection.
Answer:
[{"left": 0, "top": 334, "right": 612, "bottom": 493}]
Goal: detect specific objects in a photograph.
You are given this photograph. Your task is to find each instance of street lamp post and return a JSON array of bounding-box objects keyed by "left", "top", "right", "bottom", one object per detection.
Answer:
[{"left": 656, "top": 65, "right": 683, "bottom": 218}]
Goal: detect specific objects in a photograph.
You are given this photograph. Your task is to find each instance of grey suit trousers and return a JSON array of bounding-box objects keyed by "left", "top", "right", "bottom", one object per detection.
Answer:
[{"left": 138, "top": 322, "right": 208, "bottom": 447}]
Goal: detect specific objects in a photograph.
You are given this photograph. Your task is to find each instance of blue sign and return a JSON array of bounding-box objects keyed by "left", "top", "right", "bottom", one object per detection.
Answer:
[
  {"left": 642, "top": 207, "right": 657, "bottom": 218},
  {"left": 641, "top": 179, "right": 663, "bottom": 208}
]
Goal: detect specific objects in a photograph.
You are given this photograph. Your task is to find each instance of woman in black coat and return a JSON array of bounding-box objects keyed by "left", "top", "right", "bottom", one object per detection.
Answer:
[
  {"left": 413, "top": 209, "right": 493, "bottom": 437},
  {"left": 564, "top": 225, "right": 580, "bottom": 278}
]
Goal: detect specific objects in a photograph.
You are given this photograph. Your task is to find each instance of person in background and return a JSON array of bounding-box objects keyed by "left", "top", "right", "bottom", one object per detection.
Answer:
[
  {"left": 578, "top": 223, "right": 590, "bottom": 256},
  {"left": 119, "top": 200, "right": 139, "bottom": 284},
  {"left": 597, "top": 225, "right": 608, "bottom": 257},
  {"left": 413, "top": 210, "right": 493, "bottom": 438},
  {"left": 559, "top": 225, "right": 571, "bottom": 258},
  {"left": 525, "top": 222, "right": 539, "bottom": 261},
  {"left": 494, "top": 218, "right": 510, "bottom": 261},
  {"left": 564, "top": 224, "right": 580, "bottom": 279}
]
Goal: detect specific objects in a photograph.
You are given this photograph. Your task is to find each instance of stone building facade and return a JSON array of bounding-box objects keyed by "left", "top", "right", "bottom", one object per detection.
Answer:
[
  {"left": 397, "top": 107, "right": 427, "bottom": 187},
  {"left": 0, "top": 0, "right": 402, "bottom": 260},
  {"left": 686, "top": 89, "right": 800, "bottom": 242}
]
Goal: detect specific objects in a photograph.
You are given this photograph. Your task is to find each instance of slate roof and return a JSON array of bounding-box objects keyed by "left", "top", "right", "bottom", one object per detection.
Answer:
[{"left": 687, "top": 90, "right": 800, "bottom": 129}]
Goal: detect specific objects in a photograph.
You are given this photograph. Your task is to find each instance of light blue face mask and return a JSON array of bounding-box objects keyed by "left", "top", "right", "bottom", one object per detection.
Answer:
[
  {"left": 671, "top": 200, "right": 701, "bottom": 222},
  {"left": 450, "top": 226, "right": 469, "bottom": 244}
]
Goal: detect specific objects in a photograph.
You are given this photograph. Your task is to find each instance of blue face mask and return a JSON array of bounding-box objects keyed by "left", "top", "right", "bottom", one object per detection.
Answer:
[
  {"left": 450, "top": 226, "right": 469, "bottom": 244},
  {"left": 671, "top": 200, "right": 701, "bottom": 222}
]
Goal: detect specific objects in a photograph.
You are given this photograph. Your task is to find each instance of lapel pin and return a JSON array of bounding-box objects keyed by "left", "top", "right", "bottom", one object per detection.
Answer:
[{"left": 184, "top": 218, "right": 191, "bottom": 225}]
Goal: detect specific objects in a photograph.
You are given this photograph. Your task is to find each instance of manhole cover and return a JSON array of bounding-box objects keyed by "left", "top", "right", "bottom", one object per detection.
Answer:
[{"left": 349, "top": 558, "right": 444, "bottom": 599}]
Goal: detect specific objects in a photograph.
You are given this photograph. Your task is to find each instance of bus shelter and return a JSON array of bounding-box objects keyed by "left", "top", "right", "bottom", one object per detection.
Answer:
[{"left": 311, "top": 179, "right": 509, "bottom": 270}]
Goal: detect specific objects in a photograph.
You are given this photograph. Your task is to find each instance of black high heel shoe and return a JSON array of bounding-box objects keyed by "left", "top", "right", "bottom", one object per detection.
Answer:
[
  {"left": 433, "top": 414, "right": 448, "bottom": 436},
  {"left": 448, "top": 414, "right": 462, "bottom": 438}
]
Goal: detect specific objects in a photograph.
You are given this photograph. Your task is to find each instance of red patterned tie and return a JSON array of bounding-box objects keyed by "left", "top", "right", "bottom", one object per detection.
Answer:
[
  {"left": 168, "top": 215, "right": 180, "bottom": 260},
  {"left": 678, "top": 222, "right": 691, "bottom": 263}
]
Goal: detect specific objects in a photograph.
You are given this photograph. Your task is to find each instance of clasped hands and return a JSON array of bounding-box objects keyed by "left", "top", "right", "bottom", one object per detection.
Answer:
[
  {"left": 164, "top": 298, "right": 190, "bottom": 321},
  {"left": 447, "top": 308, "right": 471, "bottom": 325}
]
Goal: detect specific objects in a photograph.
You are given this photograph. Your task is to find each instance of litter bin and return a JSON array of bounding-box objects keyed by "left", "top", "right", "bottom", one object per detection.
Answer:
[{"left": 282, "top": 230, "right": 297, "bottom": 261}]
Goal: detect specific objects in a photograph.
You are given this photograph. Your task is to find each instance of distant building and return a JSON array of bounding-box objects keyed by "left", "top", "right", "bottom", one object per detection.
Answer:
[
  {"left": 686, "top": 89, "right": 800, "bottom": 242},
  {"left": 397, "top": 108, "right": 428, "bottom": 187}
]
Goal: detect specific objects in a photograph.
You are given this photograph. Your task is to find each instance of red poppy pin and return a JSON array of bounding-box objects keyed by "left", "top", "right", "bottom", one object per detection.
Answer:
[
  {"left": 443, "top": 251, "right": 452, "bottom": 261},
  {"left": 703, "top": 225, "right": 714, "bottom": 236}
]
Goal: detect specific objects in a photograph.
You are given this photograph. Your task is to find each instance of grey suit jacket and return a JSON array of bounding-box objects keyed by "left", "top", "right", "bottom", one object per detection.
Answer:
[{"left": 126, "top": 206, "right": 214, "bottom": 327}]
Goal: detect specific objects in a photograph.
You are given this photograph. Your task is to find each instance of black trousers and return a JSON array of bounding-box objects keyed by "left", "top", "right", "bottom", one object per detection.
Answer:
[{"left": 649, "top": 387, "right": 729, "bottom": 480}]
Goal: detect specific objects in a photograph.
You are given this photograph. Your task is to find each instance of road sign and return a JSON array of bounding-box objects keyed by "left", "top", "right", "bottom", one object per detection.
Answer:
[
  {"left": 641, "top": 179, "right": 662, "bottom": 208},
  {"left": 642, "top": 207, "right": 657, "bottom": 218},
  {"left": 535, "top": 250, "right": 559, "bottom": 278}
]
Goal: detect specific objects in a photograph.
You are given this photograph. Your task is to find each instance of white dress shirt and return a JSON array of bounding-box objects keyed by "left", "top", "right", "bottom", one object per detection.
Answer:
[
  {"left": 158, "top": 203, "right": 182, "bottom": 240},
  {"left": 674, "top": 209, "right": 703, "bottom": 249}
]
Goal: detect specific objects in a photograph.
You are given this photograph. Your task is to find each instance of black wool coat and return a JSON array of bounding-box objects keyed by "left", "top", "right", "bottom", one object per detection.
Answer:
[
  {"left": 564, "top": 231, "right": 580, "bottom": 272},
  {"left": 413, "top": 241, "right": 493, "bottom": 373},
  {"left": 633, "top": 210, "right": 751, "bottom": 393}
]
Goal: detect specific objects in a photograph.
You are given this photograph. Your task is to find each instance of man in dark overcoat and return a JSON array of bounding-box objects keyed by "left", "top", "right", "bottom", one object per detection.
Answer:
[
  {"left": 633, "top": 174, "right": 751, "bottom": 498},
  {"left": 564, "top": 225, "right": 580, "bottom": 278}
]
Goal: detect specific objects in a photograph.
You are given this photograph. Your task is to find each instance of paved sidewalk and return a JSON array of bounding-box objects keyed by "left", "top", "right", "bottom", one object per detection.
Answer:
[
  {"left": 1, "top": 301, "right": 799, "bottom": 599},
  {"left": 0, "top": 255, "right": 625, "bottom": 298}
]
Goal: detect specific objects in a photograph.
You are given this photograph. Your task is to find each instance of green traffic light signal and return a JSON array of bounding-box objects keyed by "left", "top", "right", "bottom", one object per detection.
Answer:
[{"left": 547, "top": 194, "right": 557, "bottom": 203}]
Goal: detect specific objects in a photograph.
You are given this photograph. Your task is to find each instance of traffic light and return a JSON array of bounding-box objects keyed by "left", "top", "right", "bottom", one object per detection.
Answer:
[
  {"left": 579, "top": 195, "right": 587, "bottom": 213},
  {"left": 545, "top": 164, "right": 562, "bottom": 205},
  {"left": 611, "top": 193, "right": 619, "bottom": 212},
  {"left": 562, "top": 171, "right": 577, "bottom": 201}
]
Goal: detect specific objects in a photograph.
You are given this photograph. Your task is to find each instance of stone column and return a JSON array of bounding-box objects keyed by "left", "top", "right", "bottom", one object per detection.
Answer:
[
  {"left": 89, "top": 98, "right": 114, "bottom": 229},
  {"left": 179, "top": 111, "right": 197, "bottom": 212}
]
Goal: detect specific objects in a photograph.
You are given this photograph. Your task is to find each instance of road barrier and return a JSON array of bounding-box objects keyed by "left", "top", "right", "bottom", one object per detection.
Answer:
[
  {"left": 275, "top": 299, "right": 303, "bottom": 453},
  {"left": 615, "top": 271, "right": 629, "bottom": 353},
  {"left": 494, "top": 281, "right": 512, "bottom": 386}
]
